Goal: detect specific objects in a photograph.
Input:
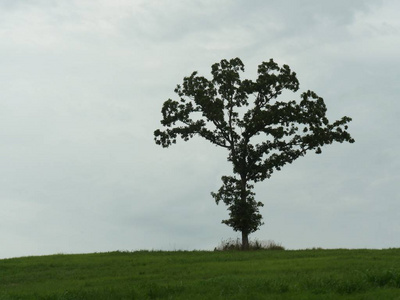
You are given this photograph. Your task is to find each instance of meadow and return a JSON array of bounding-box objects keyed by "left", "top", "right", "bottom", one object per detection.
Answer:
[{"left": 1, "top": 248, "right": 400, "bottom": 299}]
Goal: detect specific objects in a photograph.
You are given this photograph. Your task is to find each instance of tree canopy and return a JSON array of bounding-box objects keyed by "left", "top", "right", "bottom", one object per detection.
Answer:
[{"left": 154, "top": 58, "right": 354, "bottom": 249}]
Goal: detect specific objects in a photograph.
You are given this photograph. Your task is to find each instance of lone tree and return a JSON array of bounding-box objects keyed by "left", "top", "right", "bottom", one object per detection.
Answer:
[{"left": 154, "top": 58, "right": 354, "bottom": 250}]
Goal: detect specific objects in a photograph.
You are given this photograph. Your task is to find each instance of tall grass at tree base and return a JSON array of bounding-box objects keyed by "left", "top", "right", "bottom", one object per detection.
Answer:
[{"left": 214, "top": 238, "right": 285, "bottom": 251}]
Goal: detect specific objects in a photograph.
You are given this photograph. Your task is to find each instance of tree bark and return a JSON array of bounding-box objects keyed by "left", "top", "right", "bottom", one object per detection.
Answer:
[
  {"left": 241, "top": 230, "right": 249, "bottom": 250},
  {"left": 240, "top": 173, "right": 250, "bottom": 250}
]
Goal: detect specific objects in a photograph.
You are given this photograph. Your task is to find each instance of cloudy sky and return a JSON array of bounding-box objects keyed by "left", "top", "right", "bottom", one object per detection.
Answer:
[{"left": 1, "top": 0, "right": 399, "bottom": 259}]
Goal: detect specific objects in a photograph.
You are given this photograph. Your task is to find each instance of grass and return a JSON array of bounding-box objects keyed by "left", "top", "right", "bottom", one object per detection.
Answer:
[
  {"left": 1, "top": 249, "right": 400, "bottom": 299},
  {"left": 214, "top": 238, "right": 285, "bottom": 251}
]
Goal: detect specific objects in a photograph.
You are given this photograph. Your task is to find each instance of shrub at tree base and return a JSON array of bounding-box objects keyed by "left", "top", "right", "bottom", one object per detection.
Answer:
[{"left": 214, "top": 238, "right": 285, "bottom": 251}]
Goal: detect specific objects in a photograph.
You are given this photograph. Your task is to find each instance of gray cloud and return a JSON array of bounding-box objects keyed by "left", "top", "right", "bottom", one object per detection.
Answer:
[{"left": 0, "top": 0, "right": 399, "bottom": 258}]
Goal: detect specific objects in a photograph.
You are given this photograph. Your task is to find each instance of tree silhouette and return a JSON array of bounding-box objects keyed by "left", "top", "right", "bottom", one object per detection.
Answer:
[{"left": 154, "top": 58, "right": 354, "bottom": 249}]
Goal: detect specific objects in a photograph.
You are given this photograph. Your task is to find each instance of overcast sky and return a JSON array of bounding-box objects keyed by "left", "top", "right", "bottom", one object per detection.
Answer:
[{"left": 1, "top": 0, "right": 399, "bottom": 259}]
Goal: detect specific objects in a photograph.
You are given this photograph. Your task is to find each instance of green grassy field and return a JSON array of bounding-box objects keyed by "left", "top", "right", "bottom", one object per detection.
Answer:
[{"left": 1, "top": 249, "right": 400, "bottom": 299}]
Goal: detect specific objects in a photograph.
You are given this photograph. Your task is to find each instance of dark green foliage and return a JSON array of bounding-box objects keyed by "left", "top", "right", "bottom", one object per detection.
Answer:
[
  {"left": 211, "top": 176, "right": 263, "bottom": 234},
  {"left": 154, "top": 58, "right": 354, "bottom": 249}
]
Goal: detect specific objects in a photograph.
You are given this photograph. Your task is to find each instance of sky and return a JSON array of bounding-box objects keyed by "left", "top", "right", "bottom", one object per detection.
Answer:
[{"left": 1, "top": 0, "right": 399, "bottom": 259}]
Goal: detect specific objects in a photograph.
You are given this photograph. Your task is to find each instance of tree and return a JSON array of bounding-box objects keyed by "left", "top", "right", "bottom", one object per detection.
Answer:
[{"left": 154, "top": 58, "right": 354, "bottom": 250}]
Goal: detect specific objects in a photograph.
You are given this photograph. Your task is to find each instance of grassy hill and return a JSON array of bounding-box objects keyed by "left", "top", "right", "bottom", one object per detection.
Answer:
[{"left": 1, "top": 248, "right": 400, "bottom": 299}]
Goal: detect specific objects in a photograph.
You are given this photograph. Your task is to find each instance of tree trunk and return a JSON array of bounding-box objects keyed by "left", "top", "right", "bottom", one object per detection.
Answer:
[
  {"left": 241, "top": 230, "right": 249, "bottom": 250},
  {"left": 240, "top": 173, "right": 249, "bottom": 250}
]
